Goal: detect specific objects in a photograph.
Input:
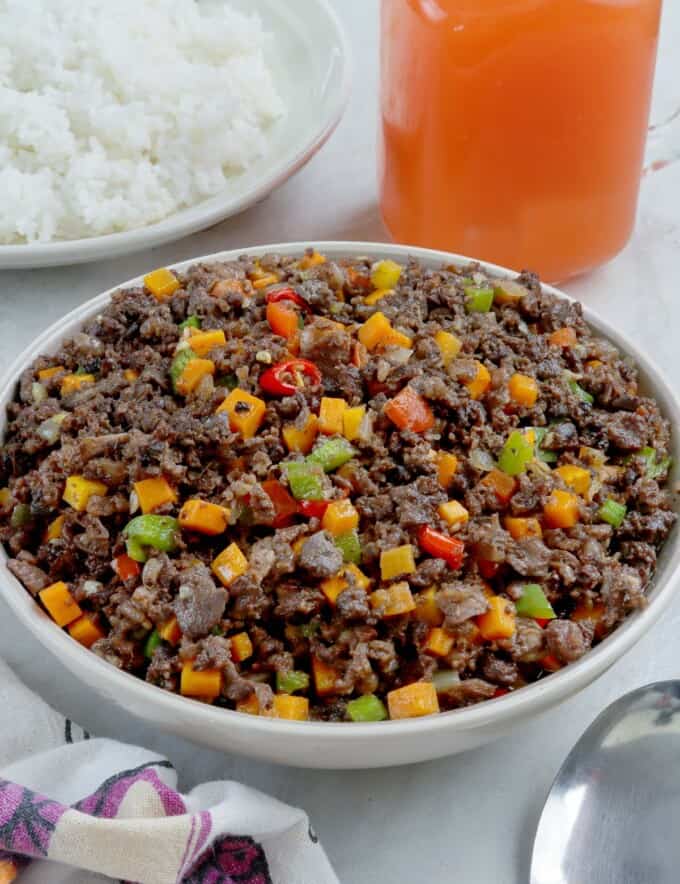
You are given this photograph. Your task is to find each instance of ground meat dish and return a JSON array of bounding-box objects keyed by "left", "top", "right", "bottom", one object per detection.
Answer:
[{"left": 0, "top": 251, "right": 675, "bottom": 722}]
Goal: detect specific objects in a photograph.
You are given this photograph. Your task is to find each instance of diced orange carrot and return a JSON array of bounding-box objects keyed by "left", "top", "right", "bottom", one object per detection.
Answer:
[
  {"left": 504, "top": 516, "right": 543, "bottom": 540},
  {"left": 572, "top": 601, "right": 605, "bottom": 624},
  {"left": 180, "top": 661, "right": 222, "bottom": 700},
  {"left": 230, "top": 632, "right": 253, "bottom": 663},
  {"left": 39, "top": 581, "right": 82, "bottom": 627},
  {"left": 298, "top": 251, "right": 326, "bottom": 270},
  {"left": 215, "top": 388, "right": 267, "bottom": 439},
  {"left": 438, "top": 499, "right": 469, "bottom": 528},
  {"left": 63, "top": 475, "right": 108, "bottom": 512},
  {"left": 544, "top": 490, "right": 580, "bottom": 529},
  {"left": 434, "top": 330, "right": 462, "bottom": 367},
  {"left": 370, "top": 581, "right": 416, "bottom": 617},
  {"left": 321, "top": 564, "right": 371, "bottom": 605},
  {"left": 283, "top": 413, "right": 319, "bottom": 454},
  {"left": 384, "top": 386, "right": 434, "bottom": 433},
  {"left": 45, "top": 514, "right": 65, "bottom": 542},
  {"left": 549, "top": 327, "right": 577, "bottom": 348},
  {"left": 555, "top": 465, "right": 591, "bottom": 496},
  {"left": 387, "top": 681, "right": 440, "bottom": 719},
  {"left": 358, "top": 311, "right": 412, "bottom": 351},
  {"left": 188, "top": 329, "right": 226, "bottom": 356},
  {"left": 0, "top": 858, "right": 19, "bottom": 884},
  {"left": 179, "top": 499, "right": 230, "bottom": 535},
  {"left": 124, "top": 369, "right": 139, "bottom": 382},
  {"left": 159, "top": 616, "right": 182, "bottom": 646},
  {"left": 38, "top": 365, "right": 65, "bottom": 381},
  {"left": 464, "top": 362, "right": 491, "bottom": 400},
  {"left": 508, "top": 373, "right": 539, "bottom": 407},
  {"left": 61, "top": 373, "right": 95, "bottom": 396},
  {"left": 134, "top": 477, "right": 177, "bottom": 514},
  {"left": 68, "top": 613, "right": 105, "bottom": 648},
  {"left": 176, "top": 358, "right": 215, "bottom": 395},
  {"left": 211, "top": 542, "right": 249, "bottom": 587},
  {"left": 415, "top": 587, "right": 444, "bottom": 626},
  {"left": 144, "top": 268, "right": 180, "bottom": 301},
  {"left": 343, "top": 405, "right": 366, "bottom": 442},
  {"left": 423, "top": 627, "right": 454, "bottom": 657},
  {"left": 252, "top": 273, "right": 280, "bottom": 290},
  {"left": 319, "top": 397, "right": 348, "bottom": 435},
  {"left": 312, "top": 656, "right": 338, "bottom": 697},
  {"left": 364, "top": 288, "right": 393, "bottom": 306},
  {"left": 322, "top": 499, "right": 359, "bottom": 536},
  {"left": 380, "top": 545, "right": 416, "bottom": 581},
  {"left": 236, "top": 693, "right": 261, "bottom": 715},
  {"left": 437, "top": 452, "right": 459, "bottom": 488},
  {"left": 270, "top": 694, "right": 309, "bottom": 720},
  {"left": 477, "top": 596, "right": 516, "bottom": 640},
  {"left": 482, "top": 469, "right": 518, "bottom": 506}
]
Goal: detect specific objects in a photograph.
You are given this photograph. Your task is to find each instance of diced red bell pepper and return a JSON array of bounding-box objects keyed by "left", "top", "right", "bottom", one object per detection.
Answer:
[
  {"left": 298, "top": 499, "right": 330, "bottom": 519},
  {"left": 259, "top": 359, "right": 322, "bottom": 397},
  {"left": 478, "top": 559, "right": 501, "bottom": 580},
  {"left": 534, "top": 617, "right": 550, "bottom": 629},
  {"left": 261, "top": 479, "right": 298, "bottom": 528},
  {"left": 115, "top": 553, "right": 141, "bottom": 581},
  {"left": 266, "top": 301, "right": 299, "bottom": 341},
  {"left": 266, "top": 287, "right": 311, "bottom": 313},
  {"left": 418, "top": 525, "right": 465, "bottom": 569},
  {"left": 384, "top": 386, "right": 435, "bottom": 433},
  {"left": 493, "top": 687, "right": 510, "bottom": 698}
]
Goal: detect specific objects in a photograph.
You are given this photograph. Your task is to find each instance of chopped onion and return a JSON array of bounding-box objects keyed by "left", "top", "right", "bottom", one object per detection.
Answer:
[
  {"left": 469, "top": 448, "right": 496, "bottom": 472},
  {"left": 385, "top": 347, "right": 413, "bottom": 365},
  {"left": 82, "top": 580, "right": 102, "bottom": 597},
  {"left": 31, "top": 382, "right": 47, "bottom": 404},
  {"left": 37, "top": 417, "right": 62, "bottom": 444},
  {"left": 432, "top": 670, "right": 461, "bottom": 693},
  {"left": 129, "top": 489, "right": 140, "bottom": 514},
  {"left": 52, "top": 412, "right": 68, "bottom": 425}
]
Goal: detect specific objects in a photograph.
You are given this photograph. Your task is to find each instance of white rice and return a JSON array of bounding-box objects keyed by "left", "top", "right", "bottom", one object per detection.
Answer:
[{"left": 0, "top": 0, "right": 285, "bottom": 243}]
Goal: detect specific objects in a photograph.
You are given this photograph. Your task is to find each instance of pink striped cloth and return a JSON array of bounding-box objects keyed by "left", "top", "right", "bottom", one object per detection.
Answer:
[{"left": 0, "top": 660, "right": 337, "bottom": 884}]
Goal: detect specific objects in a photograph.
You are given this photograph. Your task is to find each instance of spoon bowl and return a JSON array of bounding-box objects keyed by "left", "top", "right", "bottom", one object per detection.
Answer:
[{"left": 531, "top": 681, "right": 680, "bottom": 884}]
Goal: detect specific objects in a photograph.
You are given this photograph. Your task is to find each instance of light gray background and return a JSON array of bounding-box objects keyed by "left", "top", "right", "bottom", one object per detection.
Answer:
[{"left": 1, "top": 2, "right": 679, "bottom": 882}]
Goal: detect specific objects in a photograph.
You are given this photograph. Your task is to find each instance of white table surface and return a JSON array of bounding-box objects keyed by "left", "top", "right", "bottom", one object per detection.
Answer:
[{"left": 1, "top": 2, "right": 680, "bottom": 882}]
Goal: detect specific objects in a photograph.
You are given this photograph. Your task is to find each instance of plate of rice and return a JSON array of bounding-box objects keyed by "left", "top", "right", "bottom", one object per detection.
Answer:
[{"left": 0, "top": 0, "right": 351, "bottom": 269}]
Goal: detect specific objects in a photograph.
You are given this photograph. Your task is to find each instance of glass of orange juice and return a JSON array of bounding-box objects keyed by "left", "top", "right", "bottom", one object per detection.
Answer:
[{"left": 379, "top": 0, "right": 664, "bottom": 282}]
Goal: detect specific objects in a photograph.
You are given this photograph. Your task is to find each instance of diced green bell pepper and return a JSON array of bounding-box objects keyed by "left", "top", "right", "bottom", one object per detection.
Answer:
[
  {"left": 530, "top": 427, "right": 558, "bottom": 464},
  {"left": 640, "top": 446, "right": 672, "bottom": 480},
  {"left": 568, "top": 380, "right": 594, "bottom": 405},
  {"left": 123, "top": 515, "right": 180, "bottom": 563},
  {"left": 347, "top": 694, "right": 388, "bottom": 722},
  {"left": 307, "top": 438, "right": 356, "bottom": 472},
  {"left": 10, "top": 503, "right": 31, "bottom": 528},
  {"left": 144, "top": 629, "right": 162, "bottom": 659},
  {"left": 464, "top": 285, "right": 495, "bottom": 313},
  {"left": 284, "top": 462, "right": 326, "bottom": 500},
  {"left": 498, "top": 430, "right": 534, "bottom": 476},
  {"left": 179, "top": 314, "right": 201, "bottom": 331},
  {"left": 299, "top": 621, "right": 320, "bottom": 639},
  {"left": 515, "top": 584, "right": 556, "bottom": 620},
  {"left": 598, "top": 498, "right": 627, "bottom": 528},
  {"left": 335, "top": 530, "right": 361, "bottom": 564},
  {"left": 216, "top": 372, "right": 238, "bottom": 390},
  {"left": 276, "top": 670, "right": 310, "bottom": 694},
  {"left": 170, "top": 349, "right": 197, "bottom": 392}
]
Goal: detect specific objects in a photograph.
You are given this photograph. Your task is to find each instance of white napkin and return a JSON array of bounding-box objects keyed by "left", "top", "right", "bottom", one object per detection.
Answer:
[{"left": 0, "top": 658, "right": 338, "bottom": 884}]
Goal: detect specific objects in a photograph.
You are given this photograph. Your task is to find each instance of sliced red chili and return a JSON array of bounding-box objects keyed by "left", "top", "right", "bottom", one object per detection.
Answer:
[
  {"left": 259, "top": 359, "right": 322, "bottom": 397},
  {"left": 417, "top": 525, "right": 465, "bottom": 570},
  {"left": 261, "top": 479, "right": 298, "bottom": 528},
  {"left": 266, "top": 287, "right": 311, "bottom": 313},
  {"left": 534, "top": 617, "right": 551, "bottom": 629},
  {"left": 115, "top": 553, "right": 141, "bottom": 581},
  {"left": 298, "top": 499, "right": 330, "bottom": 519}
]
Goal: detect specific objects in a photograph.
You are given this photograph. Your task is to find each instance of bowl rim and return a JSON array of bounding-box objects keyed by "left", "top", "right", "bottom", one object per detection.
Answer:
[
  {"left": 0, "top": 0, "right": 353, "bottom": 269},
  {"left": 1, "top": 240, "right": 679, "bottom": 744}
]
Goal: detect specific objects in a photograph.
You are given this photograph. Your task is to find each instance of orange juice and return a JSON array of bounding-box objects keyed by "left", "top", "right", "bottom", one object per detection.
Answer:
[{"left": 379, "top": 0, "right": 662, "bottom": 281}]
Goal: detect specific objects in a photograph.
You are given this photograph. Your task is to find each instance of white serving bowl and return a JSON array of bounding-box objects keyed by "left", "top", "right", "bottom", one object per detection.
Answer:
[{"left": 1, "top": 242, "right": 679, "bottom": 769}]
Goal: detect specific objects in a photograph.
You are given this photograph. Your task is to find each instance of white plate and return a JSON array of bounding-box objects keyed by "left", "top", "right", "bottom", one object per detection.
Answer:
[
  {"left": 0, "top": 1, "right": 351, "bottom": 270},
  {"left": 1, "top": 241, "right": 679, "bottom": 768}
]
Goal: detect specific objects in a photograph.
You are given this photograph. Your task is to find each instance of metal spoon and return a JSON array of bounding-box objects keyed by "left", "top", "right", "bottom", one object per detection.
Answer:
[{"left": 531, "top": 681, "right": 680, "bottom": 884}]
